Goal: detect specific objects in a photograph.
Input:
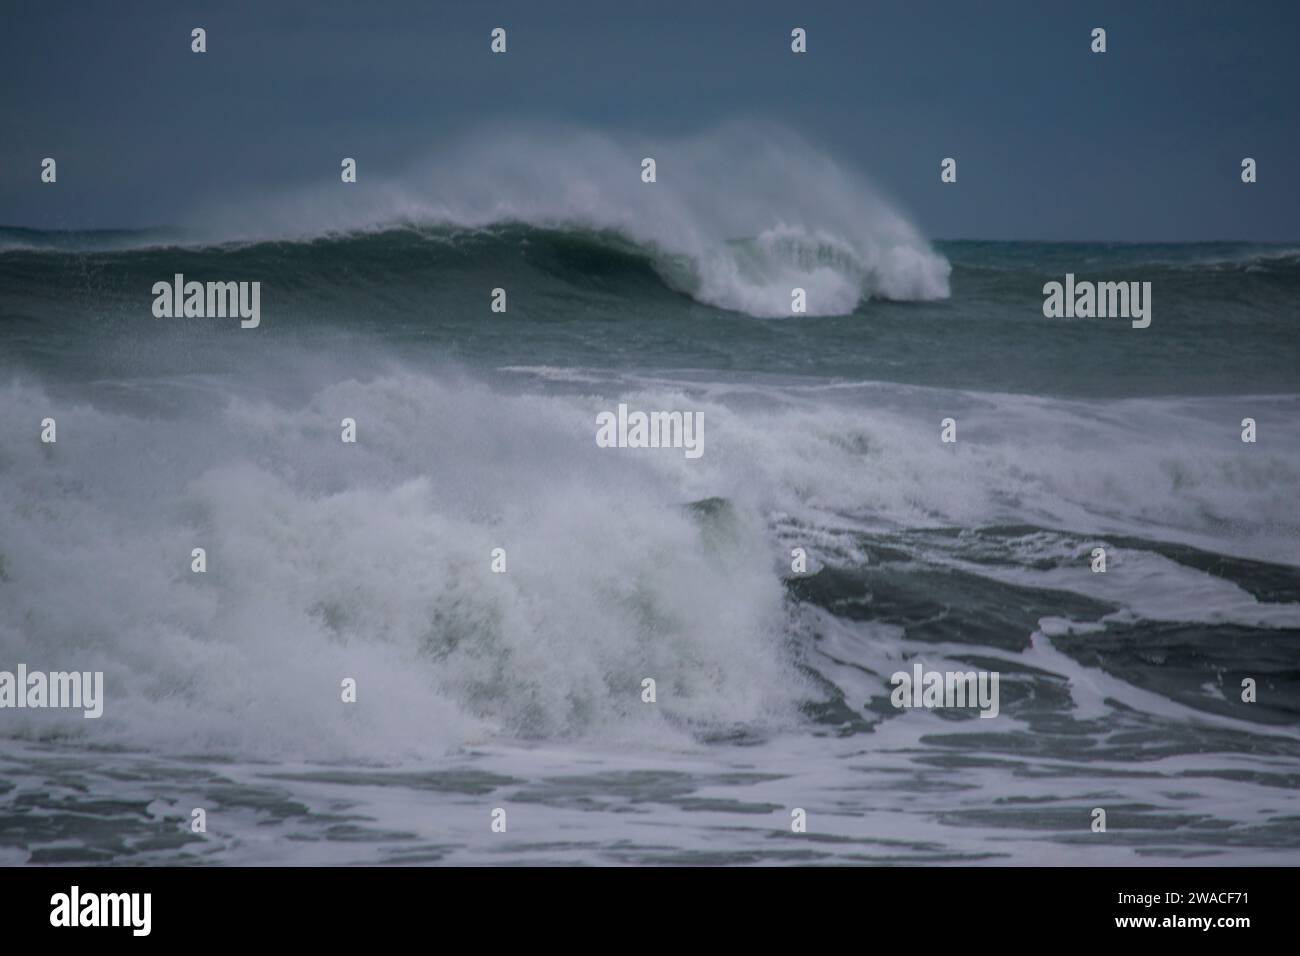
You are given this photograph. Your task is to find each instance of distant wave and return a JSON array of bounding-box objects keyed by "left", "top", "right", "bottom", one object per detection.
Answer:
[
  {"left": 937, "top": 239, "right": 1300, "bottom": 275},
  {"left": 0, "top": 221, "right": 942, "bottom": 319},
  {"left": 1, "top": 122, "right": 954, "bottom": 317}
]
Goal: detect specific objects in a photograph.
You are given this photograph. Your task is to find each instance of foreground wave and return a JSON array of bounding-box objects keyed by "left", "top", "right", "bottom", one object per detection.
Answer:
[
  {"left": 1, "top": 364, "right": 1298, "bottom": 864},
  {"left": 1, "top": 368, "right": 1297, "bottom": 755}
]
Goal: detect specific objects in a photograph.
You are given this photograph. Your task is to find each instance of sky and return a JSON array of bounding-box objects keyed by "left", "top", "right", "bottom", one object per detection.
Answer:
[{"left": 2, "top": 0, "right": 1297, "bottom": 240}]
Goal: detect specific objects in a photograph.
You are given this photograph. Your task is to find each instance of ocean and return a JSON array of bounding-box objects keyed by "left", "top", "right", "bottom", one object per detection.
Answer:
[{"left": 1, "top": 210, "right": 1298, "bottom": 864}]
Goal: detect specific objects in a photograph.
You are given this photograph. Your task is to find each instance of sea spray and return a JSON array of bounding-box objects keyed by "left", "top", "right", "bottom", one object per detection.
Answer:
[{"left": 187, "top": 121, "right": 952, "bottom": 317}]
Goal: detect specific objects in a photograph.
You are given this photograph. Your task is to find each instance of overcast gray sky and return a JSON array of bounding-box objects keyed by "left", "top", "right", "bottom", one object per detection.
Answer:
[{"left": 2, "top": 0, "right": 1296, "bottom": 240}]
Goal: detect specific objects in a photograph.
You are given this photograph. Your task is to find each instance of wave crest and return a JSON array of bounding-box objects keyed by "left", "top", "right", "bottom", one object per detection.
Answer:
[{"left": 186, "top": 122, "right": 951, "bottom": 317}]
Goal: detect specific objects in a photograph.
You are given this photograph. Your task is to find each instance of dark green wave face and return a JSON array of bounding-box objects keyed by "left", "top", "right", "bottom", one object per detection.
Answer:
[{"left": 2, "top": 225, "right": 1297, "bottom": 396}]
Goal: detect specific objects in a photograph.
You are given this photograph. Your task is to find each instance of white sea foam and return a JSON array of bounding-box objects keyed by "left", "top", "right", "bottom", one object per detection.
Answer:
[
  {"left": 0, "top": 372, "right": 803, "bottom": 758},
  {"left": 1, "top": 366, "right": 1297, "bottom": 759}
]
